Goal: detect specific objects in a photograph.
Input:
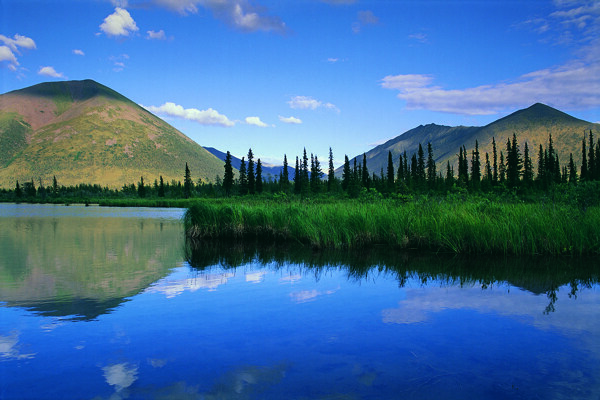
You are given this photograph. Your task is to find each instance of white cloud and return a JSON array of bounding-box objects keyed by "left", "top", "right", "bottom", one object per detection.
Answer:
[
  {"left": 0, "top": 34, "right": 36, "bottom": 71},
  {"left": 409, "top": 32, "right": 428, "bottom": 43},
  {"left": 100, "top": 7, "right": 139, "bottom": 37},
  {"left": 143, "top": 102, "right": 235, "bottom": 127},
  {"left": 72, "top": 49, "right": 85, "bottom": 56},
  {"left": 146, "top": 29, "right": 167, "bottom": 40},
  {"left": 38, "top": 66, "right": 66, "bottom": 79},
  {"left": 245, "top": 116, "right": 270, "bottom": 127},
  {"left": 288, "top": 96, "right": 339, "bottom": 112},
  {"left": 381, "top": 54, "right": 600, "bottom": 115},
  {"left": 152, "top": 0, "right": 287, "bottom": 33},
  {"left": 352, "top": 10, "right": 379, "bottom": 33},
  {"left": 102, "top": 363, "right": 138, "bottom": 392},
  {"left": 279, "top": 115, "right": 302, "bottom": 124}
]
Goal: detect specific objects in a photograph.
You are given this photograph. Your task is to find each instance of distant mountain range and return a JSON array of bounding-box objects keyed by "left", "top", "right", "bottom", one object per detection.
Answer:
[
  {"left": 204, "top": 147, "right": 295, "bottom": 180},
  {"left": 1, "top": 80, "right": 598, "bottom": 189},
  {"left": 344, "top": 103, "right": 599, "bottom": 177},
  {"left": 0, "top": 80, "right": 223, "bottom": 188}
]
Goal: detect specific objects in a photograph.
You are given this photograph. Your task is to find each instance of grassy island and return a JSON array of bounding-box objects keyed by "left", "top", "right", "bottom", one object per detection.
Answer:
[{"left": 184, "top": 195, "right": 600, "bottom": 256}]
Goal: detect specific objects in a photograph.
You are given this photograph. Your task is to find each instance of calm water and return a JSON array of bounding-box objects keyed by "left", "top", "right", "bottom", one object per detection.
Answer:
[{"left": 1, "top": 203, "right": 599, "bottom": 400}]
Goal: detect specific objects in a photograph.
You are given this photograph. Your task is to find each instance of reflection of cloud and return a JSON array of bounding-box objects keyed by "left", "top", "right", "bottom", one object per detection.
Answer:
[
  {"left": 147, "top": 358, "right": 167, "bottom": 368},
  {"left": 279, "top": 274, "right": 302, "bottom": 284},
  {"left": 206, "top": 363, "right": 287, "bottom": 398},
  {"left": 290, "top": 288, "right": 337, "bottom": 303},
  {"left": 245, "top": 270, "right": 267, "bottom": 283},
  {"left": 147, "top": 272, "right": 235, "bottom": 297},
  {"left": 382, "top": 284, "right": 600, "bottom": 358},
  {"left": 102, "top": 363, "right": 138, "bottom": 392},
  {"left": 0, "top": 332, "right": 36, "bottom": 360}
]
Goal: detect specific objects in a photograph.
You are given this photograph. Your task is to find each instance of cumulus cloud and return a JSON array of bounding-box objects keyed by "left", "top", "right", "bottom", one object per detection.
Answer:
[
  {"left": 0, "top": 34, "right": 36, "bottom": 71},
  {"left": 152, "top": 0, "right": 287, "bottom": 33},
  {"left": 143, "top": 102, "right": 235, "bottom": 127},
  {"left": 288, "top": 95, "right": 339, "bottom": 112},
  {"left": 279, "top": 115, "right": 302, "bottom": 124},
  {"left": 100, "top": 7, "right": 139, "bottom": 37},
  {"left": 245, "top": 116, "right": 270, "bottom": 127},
  {"left": 146, "top": 29, "right": 167, "bottom": 40},
  {"left": 381, "top": 55, "right": 600, "bottom": 114},
  {"left": 38, "top": 66, "right": 66, "bottom": 79},
  {"left": 72, "top": 49, "right": 85, "bottom": 56}
]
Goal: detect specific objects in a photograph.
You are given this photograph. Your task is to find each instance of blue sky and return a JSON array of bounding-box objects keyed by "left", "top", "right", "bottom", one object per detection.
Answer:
[{"left": 1, "top": 0, "right": 599, "bottom": 166}]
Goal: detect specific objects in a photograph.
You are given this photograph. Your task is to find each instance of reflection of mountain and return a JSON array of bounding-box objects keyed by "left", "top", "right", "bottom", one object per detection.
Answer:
[
  {"left": 186, "top": 240, "right": 600, "bottom": 305},
  {"left": 0, "top": 214, "right": 184, "bottom": 320}
]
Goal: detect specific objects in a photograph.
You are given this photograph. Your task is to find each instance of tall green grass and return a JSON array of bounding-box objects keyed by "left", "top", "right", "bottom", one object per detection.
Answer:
[{"left": 184, "top": 198, "right": 600, "bottom": 255}]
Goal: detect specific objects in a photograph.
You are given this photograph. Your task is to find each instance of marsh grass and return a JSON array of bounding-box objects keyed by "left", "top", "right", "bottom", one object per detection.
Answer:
[{"left": 184, "top": 197, "right": 600, "bottom": 255}]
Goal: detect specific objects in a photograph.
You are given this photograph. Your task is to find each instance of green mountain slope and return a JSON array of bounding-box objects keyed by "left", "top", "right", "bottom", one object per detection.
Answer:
[
  {"left": 0, "top": 80, "right": 224, "bottom": 189},
  {"left": 347, "top": 103, "right": 599, "bottom": 177}
]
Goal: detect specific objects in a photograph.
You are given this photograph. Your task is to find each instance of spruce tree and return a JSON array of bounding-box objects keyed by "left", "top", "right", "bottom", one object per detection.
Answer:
[
  {"left": 416, "top": 144, "right": 426, "bottom": 188},
  {"left": 158, "top": 176, "right": 165, "bottom": 197},
  {"left": 239, "top": 157, "right": 248, "bottom": 195},
  {"left": 255, "top": 159, "right": 263, "bottom": 194},
  {"left": 426, "top": 142, "right": 436, "bottom": 188},
  {"left": 15, "top": 180, "right": 22, "bottom": 198},
  {"left": 568, "top": 153, "right": 578, "bottom": 184},
  {"left": 138, "top": 176, "right": 146, "bottom": 198},
  {"left": 281, "top": 154, "right": 290, "bottom": 192},
  {"left": 294, "top": 156, "right": 301, "bottom": 194},
  {"left": 184, "top": 163, "right": 192, "bottom": 198},
  {"left": 362, "top": 153, "right": 369, "bottom": 189},
  {"left": 499, "top": 152, "right": 506, "bottom": 183},
  {"left": 581, "top": 136, "right": 588, "bottom": 181},
  {"left": 223, "top": 151, "right": 234, "bottom": 196},
  {"left": 52, "top": 176, "right": 58, "bottom": 196},
  {"left": 247, "top": 148, "right": 255, "bottom": 195},
  {"left": 445, "top": 161, "right": 454, "bottom": 188},
  {"left": 342, "top": 155, "right": 351, "bottom": 192},
  {"left": 302, "top": 148, "right": 310, "bottom": 195},
  {"left": 328, "top": 147, "right": 335, "bottom": 192},
  {"left": 470, "top": 140, "right": 481, "bottom": 190},
  {"left": 537, "top": 144, "right": 546, "bottom": 186},
  {"left": 523, "top": 142, "right": 533, "bottom": 188},
  {"left": 588, "top": 130, "right": 595, "bottom": 181},
  {"left": 310, "top": 154, "right": 323, "bottom": 194},
  {"left": 387, "top": 151, "right": 395, "bottom": 190},
  {"left": 492, "top": 137, "right": 498, "bottom": 185}
]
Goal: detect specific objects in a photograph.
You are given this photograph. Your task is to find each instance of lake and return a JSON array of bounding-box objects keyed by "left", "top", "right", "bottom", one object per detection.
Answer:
[{"left": 1, "top": 203, "right": 599, "bottom": 399}]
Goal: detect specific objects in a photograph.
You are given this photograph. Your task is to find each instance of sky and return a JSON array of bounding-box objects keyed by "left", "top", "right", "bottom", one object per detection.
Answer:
[{"left": 1, "top": 0, "right": 599, "bottom": 166}]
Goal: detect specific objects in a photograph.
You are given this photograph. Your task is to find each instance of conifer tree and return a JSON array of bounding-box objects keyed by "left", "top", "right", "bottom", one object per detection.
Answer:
[
  {"left": 15, "top": 180, "right": 22, "bottom": 198},
  {"left": 239, "top": 157, "right": 248, "bottom": 195},
  {"left": 158, "top": 176, "right": 165, "bottom": 197},
  {"left": 328, "top": 147, "right": 335, "bottom": 192},
  {"left": 342, "top": 155, "right": 351, "bottom": 192},
  {"left": 492, "top": 137, "right": 498, "bottom": 185},
  {"left": 310, "top": 154, "right": 323, "bottom": 194},
  {"left": 302, "top": 148, "right": 310, "bottom": 195},
  {"left": 588, "top": 130, "right": 595, "bottom": 181},
  {"left": 184, "top": 163, "right": 192, "bottom": 198},
  {"left": 416, "top": 144, "right": 426, "bottom": 188},
  {"left": 537, "top": 144, "right": 546, "bottom": 185},
  {"left": 362, "top": 153, "right": 369, "bottom": 189},
  {"left": 410, "top": 154, "right": 418, "bottom": 189},
  {"left": 568, "top": 153, "right": 578, "bottom": 184},
  {"left": 470, "top": 140, "right": 481, "bottom": 190},
  {"left": 247, "top": 148, "right": 255, "bottom": 195},
  {"left": 458, "top": 146, "right": 469, "bottom": 187},
  {"left": 52, "top": 176, "right": 58, "bottom": 196},
  {"left": 523, "top": 142, "right": 533, "bottom": 188},
  {"left": 397, "top": 154, "right": 404, "bottom": 184},
  {"left": 255, "top": 159, "right": 263, "bottom": 194},
  {"left": 595, "top": 137, "right": 600, "bottom": 180},
  {"left": 223, "top": 151, "right": 234, "bottom": 196},
  {"left": 581, "top": 136, "right": 588, "bottom": 181},
  {"left": 499, "top": 152, "right": 506, "bottom": 183},
  {"left": 387, "top": 151, "right": 395, "bottom": 190},
  {"left": 506, "top": 134, "right": 522, "bottom": 188},
  {"left": 426, "top": 142, "right": 436, "bottom": 188},
  {"left": 281, "top": 154, "right": 290, "bottom": 192}
]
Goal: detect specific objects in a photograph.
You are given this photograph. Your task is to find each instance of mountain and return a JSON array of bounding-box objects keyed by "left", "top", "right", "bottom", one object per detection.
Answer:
[
  {"left": 204, "top": 147, "right": 296, "bottom": 180},
  {"left": 0, "top": 80, "right": 224, "bottom": 188},
  {"left": 347, "top": 103, "right": 600, "bottom": 177}
]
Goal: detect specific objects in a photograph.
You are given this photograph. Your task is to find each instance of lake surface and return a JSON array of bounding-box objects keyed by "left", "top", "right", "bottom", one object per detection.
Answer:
[{"left": 1, "top": 203, "right": 599, "bottom": 399}]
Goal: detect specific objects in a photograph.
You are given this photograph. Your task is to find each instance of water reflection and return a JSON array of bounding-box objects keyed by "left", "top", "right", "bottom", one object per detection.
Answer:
[
  {"left": 186, "top": 239, "right": 600, "bottom": 313},
  {"left": 0, "top": 207, "right": 183, "bottom": 320}
]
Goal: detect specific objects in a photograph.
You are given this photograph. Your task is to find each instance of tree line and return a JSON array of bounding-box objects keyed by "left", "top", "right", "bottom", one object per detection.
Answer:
[{"left": 2, "top": 131, "right": 598, "bottom": 202}]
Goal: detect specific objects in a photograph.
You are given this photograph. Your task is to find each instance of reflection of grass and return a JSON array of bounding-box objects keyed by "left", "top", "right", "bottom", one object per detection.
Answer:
[{"left": 183, "top": 198, "right": 600, "bottom": 255}]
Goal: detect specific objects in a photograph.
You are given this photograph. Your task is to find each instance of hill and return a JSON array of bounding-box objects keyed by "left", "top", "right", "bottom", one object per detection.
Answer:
[
  {"left": 0, "top": 80, "right": 224, "bottom": 189},
  {"left": 204, "top": 147, "right": 295, "bottom": 180},
  {"left": 346, "top": 103, "right": 600, "bottom": 177}
]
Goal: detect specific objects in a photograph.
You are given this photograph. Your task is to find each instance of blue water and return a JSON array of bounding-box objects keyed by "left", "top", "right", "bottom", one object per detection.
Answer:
[{"left": 1, "top": 204, "right": 599, "bottom": 399}]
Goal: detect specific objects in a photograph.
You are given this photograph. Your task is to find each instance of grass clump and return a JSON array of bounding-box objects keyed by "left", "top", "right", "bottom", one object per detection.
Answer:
[{"left": 183, "top": 197, "right": 600, "bottom": 256}]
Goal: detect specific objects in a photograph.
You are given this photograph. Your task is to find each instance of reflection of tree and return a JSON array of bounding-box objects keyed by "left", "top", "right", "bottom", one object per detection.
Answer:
[{"left": 186, "top": 239, "right": 600, "bottom": 313}]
